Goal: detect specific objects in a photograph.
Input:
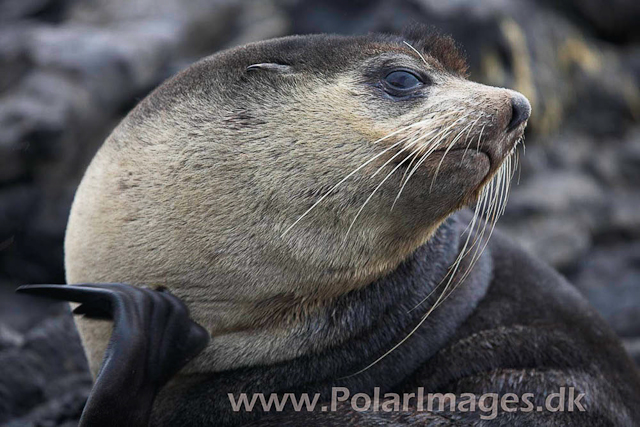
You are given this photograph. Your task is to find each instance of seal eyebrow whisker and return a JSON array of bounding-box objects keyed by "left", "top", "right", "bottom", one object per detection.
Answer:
[
  {"left": 246, "top": 63, "right": 293, "bottom": 73},
  {"left": 403, "top": 40, "right": 428, "bottom": 66}
]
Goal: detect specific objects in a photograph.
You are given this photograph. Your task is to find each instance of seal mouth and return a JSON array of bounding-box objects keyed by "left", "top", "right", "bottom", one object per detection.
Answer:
[
  {"left": 477, "top": 123, "right": 526, "bottom": 170},
  {"left": 428, "top": 125, "right": 525, "bottom": 173},
  {"left": 387, "top": 124, "right": 525, "bottom": 181},
  {"left": 432, "top": 145, "right": 491, "bottom": 165}
]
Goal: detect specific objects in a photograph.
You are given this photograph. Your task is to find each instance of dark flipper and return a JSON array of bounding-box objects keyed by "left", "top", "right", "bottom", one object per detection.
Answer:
[{"left": 17, "top": 283, "right": 210, "bottom": 427}]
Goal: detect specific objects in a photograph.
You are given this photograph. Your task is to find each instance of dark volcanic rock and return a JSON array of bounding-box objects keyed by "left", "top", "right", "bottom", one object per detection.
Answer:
[
  {"left": 572, "top": 243, "right": 640, "bottom": 338},
  {"left": 0, "top": 289, "right": 90, "bottom": 425},
  {"left": 543, "top": 0, "right": 640, "bottom": 43},
  {"left": 0, "top": 0, "right": 70, "bottom": 23}
]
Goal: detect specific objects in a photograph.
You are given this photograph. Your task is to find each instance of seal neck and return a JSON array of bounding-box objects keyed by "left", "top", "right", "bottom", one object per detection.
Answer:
[
  {"left": 283, "top": 211, "right": 493, "bottom": 388},
  {"left": 157, "top": 211, "right": 493, "bottom": 425}
]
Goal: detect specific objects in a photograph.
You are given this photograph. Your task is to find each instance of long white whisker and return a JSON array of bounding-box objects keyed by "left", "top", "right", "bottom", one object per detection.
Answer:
[
  {"left": 281, "top": 124, "right": 426, "bottom": 237},
  {"left": 392, "top": 117, "right": 466, "bottom": 206},
  {"left": 343, "top": 150, "right": 418, "bottom": 240},
  {"left": 371, "top": 130, "right": 432, "bottom": 179},
  {"left": 461, "top": 116, "right": 482, "bottom": 161},
  {"left": 430, "top": 119, "right": 475, "bottom": 191}
]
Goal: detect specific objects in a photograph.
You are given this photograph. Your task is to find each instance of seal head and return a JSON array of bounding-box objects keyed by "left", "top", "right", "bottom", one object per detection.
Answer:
[{"left": 65, "top": 28, "right": 529, "bottom": 374}]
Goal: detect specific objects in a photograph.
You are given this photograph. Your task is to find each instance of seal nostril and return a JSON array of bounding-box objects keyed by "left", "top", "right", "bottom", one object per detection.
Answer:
[{"left": 507, "top": 93, "right": 531, "bottom": 131}]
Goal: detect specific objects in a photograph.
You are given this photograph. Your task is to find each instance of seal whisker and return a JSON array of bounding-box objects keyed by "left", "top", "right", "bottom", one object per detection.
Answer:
[
  {"left": 476, "top": 124, "right": 486, "bottom": 153},
  {"left": 445, "top": 156, "right": 514, "bottom": 295},
  {"left": 390, "top": 134, "right": 454, "bottom": 210},
  {"left": 282, "top": 118, "right": 446, "bottom": 237},
  {"left": 399, "top": 114, "right": 460, "bottom": 180},
  {"left": 389, "top": 149, "right": 426, "bottom": 212},
  {"left": 343, "top": 148, "right": 421, "bottom": 240},
  {"left": 409, "top": 120, "right": 493, "bottom": 313},
  {"left": 390, "top": 114, "right": 466, "bottom": 209},
  {"left": 393, "top": 132, "right": 451, "bottom": 204},
  {"left": 428, "top": 174, "right": 500, "bottom": 309},
  {"left": 407, "top": 192, "right": 485, "bottom": 314},
  {"left": 281, "top": 127, "right": 420, "bottom": 237},
  {"left": 371, "top": 128, "right": 439, "bottom": 179},
  {"left": 404, "top": 136, "right": 518, "bottom": 364},
  {"left": 461, "top": 116, "right": 483, "bottom": 161},
  {"left": 516, "top": 148, "right": 522, "bottom": 185},
  {"left": 429, "top": 118, "right": 475, "bottom": 191},
  {"left": 394, "top": 116, "right": 466, "bottom": 203},
  {"left": 396, "top": 110, "right": 461, "bottom": 186}
]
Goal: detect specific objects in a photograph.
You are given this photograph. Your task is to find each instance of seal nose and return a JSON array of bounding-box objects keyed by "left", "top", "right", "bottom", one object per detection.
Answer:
[{"left": 507, "top": 93, "right": 531, "bottom": 131}]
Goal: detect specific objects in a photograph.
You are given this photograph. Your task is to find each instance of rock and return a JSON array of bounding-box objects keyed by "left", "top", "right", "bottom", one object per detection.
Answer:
[
  {"left": 590, "top": 131, "right": 640, "bottom": 188},
  {"left": 0, "top": 186, "right": 38, "bottom": 239},
  {"left": 571, "top": 243, "right": 640, "bottom": 337},
  {"left": 67, "top": 0, "right": 242, "bottom": 56},
  {"left": 0, "top": 0, "right": 70, "bottom": 23},
  {"left": 506, "top": 171, "right": 605, "bottom": 215},
  {"left": 0, "top": 284, "right": 64, "bottom": 334},
  {"left": 4, "top": 385, "right": 89, "bottom": 427},
  {"left": 623, "top": 338, "right": 640, "bottom": 366},
  {"left": 499, "top": 215, "right": 592, "bottom": 269},
  {"left": 592, "top": 191, "right": 640, "bottom": 242},
  {"left": 26, "top": 23, "right": 180, "bottom": 109},
  {"left": 0, "top": 324, "right": 24, "bottom": 350},
  {"left": 542, "top": 0, "right": 640, "bottom": 43},
  {"left": 546, "top": 133, "right": 595, "bottom": 169},
  {"left": 617, "top": 138, "right": 640, "bottom": 186},
  {"left": 0, "top": 24, "right": 31, "bottom": 95},
  {"left": 0, "top": 306, "right": 90, "bottom": 424}
]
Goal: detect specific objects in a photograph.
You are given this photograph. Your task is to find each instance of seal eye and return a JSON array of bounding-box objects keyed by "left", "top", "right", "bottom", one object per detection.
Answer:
[{"left": 384, "top": 70, "right": 423, "bottom": 92}]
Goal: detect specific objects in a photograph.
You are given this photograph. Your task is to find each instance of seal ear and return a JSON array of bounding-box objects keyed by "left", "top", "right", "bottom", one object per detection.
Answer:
[{"left": 246, "top": 63, "right": 293, "bottom": 73}]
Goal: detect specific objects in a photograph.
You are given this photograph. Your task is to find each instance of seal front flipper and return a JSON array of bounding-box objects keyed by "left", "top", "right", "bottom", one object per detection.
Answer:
[{"left": 17, "top": 283, "right": 210, "bottom": 427}]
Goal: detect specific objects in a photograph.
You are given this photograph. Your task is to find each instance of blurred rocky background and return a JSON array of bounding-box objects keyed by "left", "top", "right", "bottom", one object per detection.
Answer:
[{"left": 0, "top": 0, "right": 639, "bottom": 424}]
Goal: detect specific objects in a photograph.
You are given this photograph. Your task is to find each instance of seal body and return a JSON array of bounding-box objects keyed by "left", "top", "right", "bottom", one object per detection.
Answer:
[
  {"left": 64, "top": 28, "right": 640, "bottom": 425},
  {"left": 152, "top": 215, "right": 640, "bottom": 426}
]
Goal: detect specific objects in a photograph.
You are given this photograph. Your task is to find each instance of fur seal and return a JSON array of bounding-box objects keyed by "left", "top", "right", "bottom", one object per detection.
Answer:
[{"left": 21, "top": 27, "right": 640, "bottom": 425}]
